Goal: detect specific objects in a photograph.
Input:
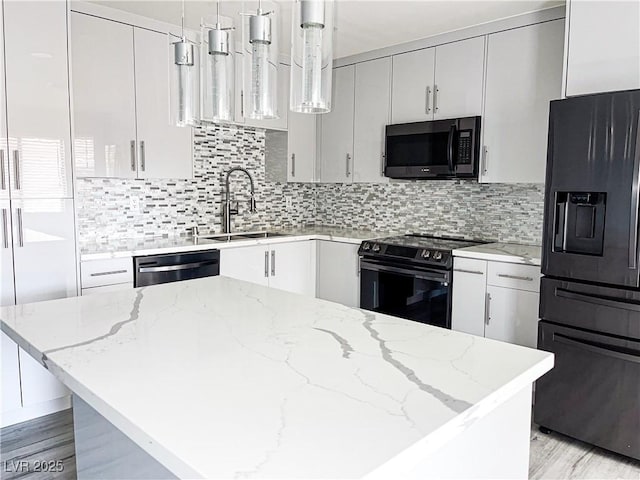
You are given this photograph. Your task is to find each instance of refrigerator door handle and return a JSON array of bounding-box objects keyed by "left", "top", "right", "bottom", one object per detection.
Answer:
[
  {"left": 629, "top": 110, "right": 640, "bottom": 269},
  {"left": 556, "top": 287, "right": 640, "bottom": 312},
  {"left": 553, "top": 333, "right": 640, "bottom": 364}
]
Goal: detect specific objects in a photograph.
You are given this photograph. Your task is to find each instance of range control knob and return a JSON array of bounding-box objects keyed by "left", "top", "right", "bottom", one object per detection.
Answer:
[
  {"left": 362, "top": 242, "right": 371, "bottom": 251},
  {"left": 372, "top": 244, "right": 381, "bottom": 252},
  {"left": 421, "top": 249, "right": 431, "bottom": 259},
  {"left": 434, "top": 251, "right": 443, "bottom": 260}
]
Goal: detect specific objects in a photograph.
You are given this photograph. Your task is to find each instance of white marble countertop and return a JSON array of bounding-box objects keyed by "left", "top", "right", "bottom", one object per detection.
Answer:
[
  {"left": 80, "top": 227, "right": 392, "bottom": 261},
  {"left": 452, "top": 242, "right": 542, "bottom": 266},
  {"left": 1, "top": 277, "right": 552, "bottom": 479}
]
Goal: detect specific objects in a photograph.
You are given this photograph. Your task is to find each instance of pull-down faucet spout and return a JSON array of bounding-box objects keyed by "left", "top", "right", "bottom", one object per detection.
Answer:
[{"left": 222, "top": 167, "right": 256, "bottom": 233}]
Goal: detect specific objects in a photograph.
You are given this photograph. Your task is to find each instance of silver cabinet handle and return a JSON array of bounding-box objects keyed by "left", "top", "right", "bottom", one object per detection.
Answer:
[
  {"left": 90, "top": 270, "right": 128, "bottom": 277},
  {"left": 130, "top": 140, "right": 136, "bottom": 172},
  {"left": 425, "top": 85, "right": 431, "bottom": 114},
  {"left": 433, "top": 85, "right": 439, "bottom": 113},
  {"left": 346, "top": 153, "right": 351, "bottom": 177},
  {"left": 453, "top": 268, "right": 484, "bottom": 275},
  {"left": 240, "top": 90, "right": 244, "bottom": 118},
  {"left": 1, "top": 209, "right": 8, "bottom": 249},
  {"left": 484, "top": 292, "right": 491, "bottom": 326},
  {"left": 0, "top": 151, "right": 6, "bottom": 191},
  {"left": 381, "top": 153, "right": 385, "bottom": 176},
  {"left": 264, "top": 250, "right": 269, "bottom": 277},
  {"left": 16, "top": 207, "right": 24, "bottom": 247},
  {"left": 482, "top": 146, "right": 488, "bottom": 175},
  {"left": 140, "top": 140, "right": 146, "bottom": 172},
  {"left": 497, "top": 273, "right": 534, "bottom": 282},
  {"left": 271, "top": 250, "right": 275, "bottom": 276},
  {"left": 291, "top": 153, "right": 296, "bottom": 177},
  {"left": 12, "top": 150, "right": 20, "bottom": 190}
]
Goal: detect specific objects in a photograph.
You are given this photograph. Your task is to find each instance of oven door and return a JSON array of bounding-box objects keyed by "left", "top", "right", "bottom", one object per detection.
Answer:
[{"left": 360, "top": 258, "right": 452, "bottom": 328}]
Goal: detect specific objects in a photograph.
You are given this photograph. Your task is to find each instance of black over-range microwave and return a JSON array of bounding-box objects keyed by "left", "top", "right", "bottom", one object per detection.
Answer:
[{"left": 384, "top": 116, "right": 481, "bottom": 179}]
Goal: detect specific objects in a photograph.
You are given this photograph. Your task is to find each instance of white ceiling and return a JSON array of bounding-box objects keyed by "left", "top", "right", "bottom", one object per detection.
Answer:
[{"left": 87, "top": 0, "right": 564, "bottom": 59}]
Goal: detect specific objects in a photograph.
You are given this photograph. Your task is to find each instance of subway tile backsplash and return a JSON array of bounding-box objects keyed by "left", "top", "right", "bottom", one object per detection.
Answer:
[{"left": 76, "top": 123, "right": 545, "bottom": 246}]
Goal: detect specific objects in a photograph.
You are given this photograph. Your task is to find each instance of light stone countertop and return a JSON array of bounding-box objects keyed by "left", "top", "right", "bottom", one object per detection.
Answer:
[
  {"left": 0, "top": 276, "right": 553, "bottom": 479},
  {"left": 452, "top": 242, "right": 542, "bottom": 266},
  {"left": 80, "top": 227, "right": 394, "bottom": 262}
]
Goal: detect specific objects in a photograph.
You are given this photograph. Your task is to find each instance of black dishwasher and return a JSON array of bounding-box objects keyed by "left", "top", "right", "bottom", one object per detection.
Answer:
[{"left": 134, "top": 250, "right": 220, "bottom": 287}]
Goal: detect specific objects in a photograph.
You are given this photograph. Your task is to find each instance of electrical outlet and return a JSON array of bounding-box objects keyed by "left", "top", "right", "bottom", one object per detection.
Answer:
[
  {"left": 129, "top": 196, "right": 141, "bottom": 213},
  {"left": 285, "top": 197, "right": 293, "bottom": 210}
]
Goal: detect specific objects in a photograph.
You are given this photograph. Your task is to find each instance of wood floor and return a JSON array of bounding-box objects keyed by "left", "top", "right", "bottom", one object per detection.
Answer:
[{"left": 1, "top": 410, "right": 639, "bottom": 479}]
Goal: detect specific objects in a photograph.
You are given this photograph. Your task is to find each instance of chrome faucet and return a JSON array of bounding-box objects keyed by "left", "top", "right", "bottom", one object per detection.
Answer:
[{"left": 222, "top": 167, "right": 257, "bottom": 233}]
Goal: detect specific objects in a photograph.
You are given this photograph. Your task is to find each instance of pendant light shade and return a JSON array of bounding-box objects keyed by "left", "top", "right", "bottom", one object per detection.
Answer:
[
  {"left": 242, "top": 1, "right": 279, "bottom": 120},
  {"left": 200, "top": 4, "right": 235, "bottom": 123},
  {"left": 290, "top": 0, "right": 334, "bottom": 114},
  {"left": 170, "top": 0, "right": 200, "bottom": 126}
]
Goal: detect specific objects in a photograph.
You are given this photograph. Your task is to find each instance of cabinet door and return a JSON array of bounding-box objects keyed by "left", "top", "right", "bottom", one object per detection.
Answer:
[
  {"left": 288, "top": 111, "right": 317, "bottom": 182},
  {"left": 433, "top": 37, "right": 485, "bottom": 119},
  {"left": 11, "top": 199, "right": 77, "bottom": 304},
  {"left": 485, "top": 285, "right": 540, "bottom": 348},
  {"left": 220, "top": 245, "right": 269, "bottom": 286},
  {"left": 4, "top": 0, "right": 73, "bottom": 198},
  {"left": 134, "top": 28, "right": 193, "bottom": 180},
  {"left": 0, "top": 200, "right": 15, "bottom": 306},
  {"left": 0, "top": 5, "right": 9, "bottom": 202},
  {"left": 316, "top": 240, "right": 360, "bottom": 308},
  {"left": 1, "top": 331, "right": 22, "bottom": 418},
  {"left": 353, "top": 58, "right": 390, "bottom": 184},
  {"left": 391, "top": 48, "right": 435, "bottom": 123},
  {"left": 319, "top": 66, "right": 355, "bottom": 183},
  {"left": 566, "top": 0, "right": 640, "bottom": 96},
  {"left": 246, "top": 64, "right": 289, "bottom": 131},
  {"left": 481, "top": 20, "right": 564, "bottom": 184},
  {"left": 71, "top": 13, "right": 137, "bottom": 178},
  {"left": 268, "top": 241, "right": 316, "bottom": 296},
  {"left": 19, "top": 348, "right": 69, "bottom": 407},
  {"left": 451, "top": 257, "right": 487, "bottom": 336}
]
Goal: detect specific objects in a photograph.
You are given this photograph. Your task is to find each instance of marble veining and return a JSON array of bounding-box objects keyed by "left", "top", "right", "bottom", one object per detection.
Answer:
[
  {"left": 0, "top": 277, "right": 552, "bottom": 479},
  {"left": 453, "top": 242, "right": 542, "bottom": 266}
]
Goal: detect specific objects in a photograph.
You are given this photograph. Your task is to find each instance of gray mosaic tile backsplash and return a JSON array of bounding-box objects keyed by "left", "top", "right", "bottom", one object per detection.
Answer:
[{"left": 76, "top": 124, "right": 545, "bottom": 246}]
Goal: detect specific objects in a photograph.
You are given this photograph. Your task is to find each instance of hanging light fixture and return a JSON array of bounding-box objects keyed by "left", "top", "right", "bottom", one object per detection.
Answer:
[
  {"left": 201, "top": 0, "right": 235, "bottom": 122},
  {"left": 290, "top": 0, "right": 334, "bottom": 114},
  {"left": 170, "top": 0, "right": 199, "bottom": 126},
  {"left": 242, "top": 0, "right": 279, "bottom": 119}
]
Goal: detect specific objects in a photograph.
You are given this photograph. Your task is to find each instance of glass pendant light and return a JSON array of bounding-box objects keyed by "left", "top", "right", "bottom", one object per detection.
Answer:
[
  {"left": 242, "top": 1, "right": 279, "bottom": 120},
  {"left": 170, "top": 0, "right": 200, "bottom": 126},
  {"left": 290, "top": 0, "right": 334, "bottom": 114},
  {"left": 201, "top": 1, "right": 235, "bottom": 123}
]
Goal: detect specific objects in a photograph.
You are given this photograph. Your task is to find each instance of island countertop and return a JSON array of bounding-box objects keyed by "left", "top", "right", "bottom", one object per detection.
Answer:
[{"left": 0, "top": 277, "right": 552, "bottom": 479}]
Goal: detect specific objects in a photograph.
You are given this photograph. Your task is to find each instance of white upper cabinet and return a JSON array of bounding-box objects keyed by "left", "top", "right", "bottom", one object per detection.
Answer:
[
  {"left": 71, "top": 12, "right": 137, "bottom": 179},
  {"left": 481, "top": 20, "right": 564, "bottom": 184},
  {"left": 71, "top": 11, "right": 193, "bottom": 179},
  {"left": 565, "top": 0, "right": 640, "bottom": 96},
  {"left": 319, "top": 65, "right": 355, "bottom": 183},
  {"left": 288, "top": 112, "right": 317, "bottom": 183},
  {"left": 0, "top": 7, "right": 8, "bottom": 203},
  {"left": 391, "top": 48, "right": 435, "bottom": 123},
  {"left": 433, "top": 36, "right": 485, "bottom": 119},
  {"left": 3, "top": 0, "right": 73, "bottom": 199},
  {"left": 353, "top": 57, "right": 391, "bottom": 184},
  {"left": 134, "top": 28, "right": 193, "bottom": 180}
]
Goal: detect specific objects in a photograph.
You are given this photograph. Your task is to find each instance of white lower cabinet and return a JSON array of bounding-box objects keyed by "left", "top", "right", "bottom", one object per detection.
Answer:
[
  {"left": 452, "top": 256, "right": 541, "bottom": 348},
  {"left": 220, "top": 241, "right": 316, "bottom": 296},
  {"left": 316, "top": 240, "right": 360, "bottom": 308},
  {"left": 19, "top": 349, "right": 69, "bottom": 407},
  {"left": 1, "top": 331, "right": 22, "bottom": 415}
]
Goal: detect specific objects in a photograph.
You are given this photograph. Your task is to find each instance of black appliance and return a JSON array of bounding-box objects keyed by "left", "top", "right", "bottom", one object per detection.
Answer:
[
  {"left": 384, "top": 116, "right": 481, "bottom": 179},
  {"left": 358, "top": 235, "right": 484, "bottom": 328},
  {"left": 535, "top": 89, "right": 640, "bottom": 461},
  {"left": 134, "top": 250, "right": 220, "bottom": 287}
]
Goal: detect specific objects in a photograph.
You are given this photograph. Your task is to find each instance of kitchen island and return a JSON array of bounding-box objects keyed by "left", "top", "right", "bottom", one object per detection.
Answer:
[{"left": 0, "top": 277, "right": 552, "bottom": 479}]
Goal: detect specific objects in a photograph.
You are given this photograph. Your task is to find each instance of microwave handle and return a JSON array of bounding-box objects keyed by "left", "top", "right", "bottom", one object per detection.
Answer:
[{"left": 447, "top": 124, "right": 456, "bottom": 172}]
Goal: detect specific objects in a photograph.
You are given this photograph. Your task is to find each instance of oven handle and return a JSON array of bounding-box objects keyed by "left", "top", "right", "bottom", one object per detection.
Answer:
[
  {"left": 360, "top": 260, "right": 449, "bottom": 284},
  {"left": 138, "top": 260, "right": 218, "bottom": 273},
  {"left": 553, "top": 333, "right": 640, "bottom": 364}
]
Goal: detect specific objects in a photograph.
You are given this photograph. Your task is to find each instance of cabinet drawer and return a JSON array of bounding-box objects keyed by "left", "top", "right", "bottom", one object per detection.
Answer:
[
  {"left": 453, "top": 257, "right": 487, "bottom": 277},
  {"left": 487, "top": 262, "right": 540, "bottom": 292},
  {"left": 82, "top": 283, "right": 133, "bottom": 296},
  {"left": 81, "top": 258, "right": 133, "bottom": 288}
]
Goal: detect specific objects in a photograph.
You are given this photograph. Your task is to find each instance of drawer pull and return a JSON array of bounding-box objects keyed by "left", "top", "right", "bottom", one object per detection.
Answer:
[
  {"left": 454, "top": 268, "right": 484, "bottom": 275},
  {"left": 497, "top": 273, "right": 534, "bottom": 282},
  {"left": 90, "top": 269, "right": 129, "bottom": 277}
]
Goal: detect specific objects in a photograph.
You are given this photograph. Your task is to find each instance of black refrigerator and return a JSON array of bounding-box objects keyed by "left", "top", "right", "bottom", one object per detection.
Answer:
[{"left": 534, "top": 89, "right": 640, "bottom": 461}]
